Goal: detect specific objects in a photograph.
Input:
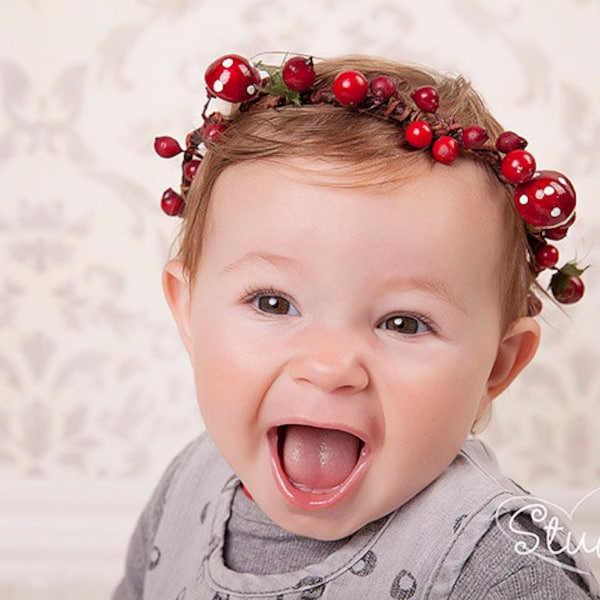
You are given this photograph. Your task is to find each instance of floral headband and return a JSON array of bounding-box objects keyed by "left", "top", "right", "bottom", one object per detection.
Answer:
[{"left": 154, "top": 53, "right": 586, "bottom": 305}]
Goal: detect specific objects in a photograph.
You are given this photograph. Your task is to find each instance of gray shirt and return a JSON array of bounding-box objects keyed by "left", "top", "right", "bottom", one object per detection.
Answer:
[{"left": 113, "top": 434, "right": 598, "bottom": 599}]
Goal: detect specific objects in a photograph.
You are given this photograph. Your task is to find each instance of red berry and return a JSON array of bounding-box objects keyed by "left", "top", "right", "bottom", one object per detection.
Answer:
[
  {"left": 282, "top": 56, "right": 315, "bottom": 92},
  {"left": 514, "top": 170, "right": 576, "bottom": 229},
  {"left": 154, "top": 136, "right": 182, "bottom": 158},
  {"left": 462, "top": 126, "right": 489, "bottom": 149},
  {"left": 161, "top": 188, "right": 184, "bottom": 217},
  {"left": 496, "top": 131, "right": 528, "bottom": 153},
  {"left": 204, "top": 54, "right": 260, "bottom": 103},
  {"left": 183, "top": 159, "right": 201, "bottom": 182},
  {"left": 543, "top": 225, "right": 568, "bottom": 241},
  {"left": 332, "top": 70, "right": 369, "bottom": 106},
  {"left": 369, "top": 75, "right": 397, "bottom": 101},
  {"left": 501, "top": 149, "right": 536, "bottom": 184},
  {"left": 534, "top": 243, "right": 559, "bottom": 269},
  {"left": 201, "top": 121, "right": 226, "bottom": 144},
  {"left": 551, "top": 275, "right": 585, "bottom": 304},
  {"left": 405, "top": 120, "right": 433, "bottom": 149},
  {"left": 432, "top": 136, "right": 460, "bottom": 164},
  {"left": 411, "top": 86, "right": 439, "bottom": 113}
]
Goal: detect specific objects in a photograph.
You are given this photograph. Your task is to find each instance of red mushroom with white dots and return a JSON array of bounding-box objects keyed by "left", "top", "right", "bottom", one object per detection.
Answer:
[
  {"left": 204, "top": 54, "right": 261, "bottom": 103},
  {"left": 513, "top": 170, "right": 576, "bottom": 229}
]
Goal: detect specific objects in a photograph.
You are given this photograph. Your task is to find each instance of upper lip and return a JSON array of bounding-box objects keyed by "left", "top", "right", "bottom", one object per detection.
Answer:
[{"left": 269, "top": 419, "right": 370, "bottom": 447}]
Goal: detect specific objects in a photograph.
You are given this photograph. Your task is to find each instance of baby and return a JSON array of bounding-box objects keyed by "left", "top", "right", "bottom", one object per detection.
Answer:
[{"left": 114, "top": 54, "right": 597, "bottom": 599}]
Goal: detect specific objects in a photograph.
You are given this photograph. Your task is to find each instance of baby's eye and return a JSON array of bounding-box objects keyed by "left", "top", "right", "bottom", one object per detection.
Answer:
[
  {"left": 251, "top": 292, "right": 300, "bottom": 316},
  {"left": 378, "top": 314, "right": 431, "bottom": 335}
]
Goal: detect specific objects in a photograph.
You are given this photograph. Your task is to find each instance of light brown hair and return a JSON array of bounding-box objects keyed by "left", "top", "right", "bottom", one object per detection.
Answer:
[{"left": 175, "top": 55, "right": 535, "bottom": 327}]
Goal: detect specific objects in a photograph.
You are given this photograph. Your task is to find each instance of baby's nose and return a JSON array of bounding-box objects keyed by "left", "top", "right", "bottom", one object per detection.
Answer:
[{"left": 287, "top": 328, "right": 370, "bottom": 394}]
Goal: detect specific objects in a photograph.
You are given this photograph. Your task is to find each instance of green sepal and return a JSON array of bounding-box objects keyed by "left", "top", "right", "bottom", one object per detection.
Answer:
[
  {"left": 254, "top": 62, "right": 302, "bottom": 106},
  {"left": 549, "top": 261, "right": 587, "bottom": 291}
]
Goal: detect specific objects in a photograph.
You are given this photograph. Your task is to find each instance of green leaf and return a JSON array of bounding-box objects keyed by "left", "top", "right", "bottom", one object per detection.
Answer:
[
  {"left": 559, "top": 261, "right": 588, "bottom": 278},
  {"left": 254, "top": 62, "right": 302, "bottom": 106},
  {"left": 549, "top": 261, "right": 588, "bottom": 292}
]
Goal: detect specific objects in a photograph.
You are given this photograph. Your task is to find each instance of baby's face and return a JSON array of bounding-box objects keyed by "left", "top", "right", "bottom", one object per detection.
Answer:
[{"left": 166, "top": 157, "right": 536, "bottom": 540}]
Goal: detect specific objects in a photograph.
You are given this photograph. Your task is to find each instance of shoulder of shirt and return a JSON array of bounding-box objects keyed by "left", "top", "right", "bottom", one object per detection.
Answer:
[
  {"left": 111, "top": 433, "right": 215, "bottom": 600},
  {"left": 450, "top": 512, "right": 596, "bottom": 599},
  {"left": 138, "top": 432, "right": 214, "bottom": 532},
  {"left": 159, "top": 432, "right": 215, "bottom": 502}
]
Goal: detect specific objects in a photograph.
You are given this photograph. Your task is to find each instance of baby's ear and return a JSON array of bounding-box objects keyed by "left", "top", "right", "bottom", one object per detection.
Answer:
[
  {"left": 483, "top": 316, "right": 541, "bottom": 404},
  {"left": 163, "top": 259, "right": 193, "bottom": 355}
]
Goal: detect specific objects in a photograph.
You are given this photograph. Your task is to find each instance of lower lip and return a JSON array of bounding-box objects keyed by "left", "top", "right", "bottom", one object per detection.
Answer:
[{"left": 267, "top": 428, "right": 371, "bottom": 511}]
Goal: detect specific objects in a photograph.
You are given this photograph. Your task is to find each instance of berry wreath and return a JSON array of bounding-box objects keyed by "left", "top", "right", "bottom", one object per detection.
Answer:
[{"left": 154, "top": 53, "right": 587, "bottom": 306}]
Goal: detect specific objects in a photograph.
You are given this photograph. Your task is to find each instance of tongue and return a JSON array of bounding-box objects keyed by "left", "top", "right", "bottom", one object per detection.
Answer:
[{"left": 281, "top": 425, "right": 361, "bottom": 491}]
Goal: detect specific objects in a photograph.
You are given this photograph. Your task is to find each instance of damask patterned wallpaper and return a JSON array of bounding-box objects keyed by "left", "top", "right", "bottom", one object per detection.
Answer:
[{"left": 1, "top": 0, "right": 599, "bottom": 596}]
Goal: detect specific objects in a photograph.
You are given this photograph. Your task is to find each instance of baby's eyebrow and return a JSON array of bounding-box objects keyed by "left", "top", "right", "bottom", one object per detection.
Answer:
[
  {"left": 383, "top": 276, "right": 467, "bottom": 315},
  {"left": 222, "top": 253, "right": 466, "bottom": 312},
  {"left": 221, "top": 251, "right": 299, "bottom": 275}
]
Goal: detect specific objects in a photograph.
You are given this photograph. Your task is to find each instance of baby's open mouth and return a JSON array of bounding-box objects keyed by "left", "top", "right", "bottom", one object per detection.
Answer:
[{"left": 277, "top": 424, "right": 364, "bottom": 493}]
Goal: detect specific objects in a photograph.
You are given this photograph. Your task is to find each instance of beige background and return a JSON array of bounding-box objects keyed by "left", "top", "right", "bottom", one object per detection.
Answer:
[{"left": 1, "top": 0, "right": 599, "bottom": 597}]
